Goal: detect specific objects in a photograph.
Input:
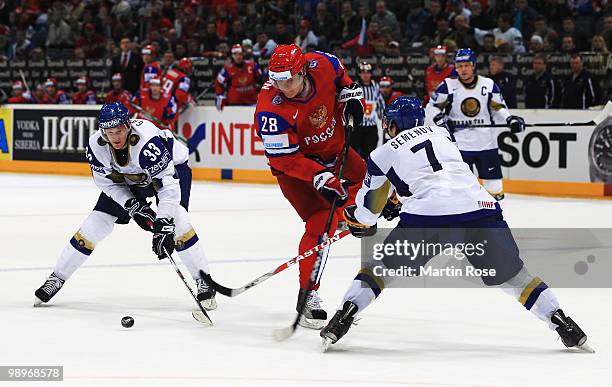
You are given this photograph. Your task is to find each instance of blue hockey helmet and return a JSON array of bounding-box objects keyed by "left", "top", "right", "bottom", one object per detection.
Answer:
[
  {"left": 454, "top": 48, "right": 477, "bottom": 65},
  {"left": 383, "top": 96, "right": 425, "bottom": 133},
  {"left": 98, "top": 102, "right": 131, "bottom": 140}
]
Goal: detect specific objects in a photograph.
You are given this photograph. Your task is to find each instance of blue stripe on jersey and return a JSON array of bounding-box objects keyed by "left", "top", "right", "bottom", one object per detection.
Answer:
[
  {"left": 366, "top": 157, "right": 385, "bottom": 176},
  {"left": 355, "top": 272, "right": 382, "bottom": 297},
  {"left": 386, "top": 167, "right": 412, "bottom": 197},
  {"left": 315, "top": 51, "right": 340, "bottom": 75},
  {"left": 523, "top": 281, "right": 548, "bottom": 311},
  {"left": 492, "top": 83, "right": 501, "bottom": 94},
  {"left": 399, "top": 203, "right": 502, "bottom": 226},
  {"left": 435, "top": 80, "right": 449, "bottom": 94},
  {"left": 256, "top": 112, "right": 294, "bottom": 136}
]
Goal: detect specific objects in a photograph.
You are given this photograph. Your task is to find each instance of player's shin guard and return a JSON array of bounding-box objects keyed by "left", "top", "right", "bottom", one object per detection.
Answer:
[
  {"left": 501, "top": 266, "right": 560, "bottom": 329},
  {"left": 483, "top": 179, "right": 504, "bottom": 200}
]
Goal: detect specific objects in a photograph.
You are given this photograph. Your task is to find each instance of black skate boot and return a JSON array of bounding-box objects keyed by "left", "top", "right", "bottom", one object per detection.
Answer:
[
  {"left": 320, "top": 301, "right": 359, "bottom": 351},
  {"left": 297, "top": 289, "right": 327, "bottom": 329},
  {"left": 551, "top": 309, "right": 591, "bottom": 351},
  {"left": 196, "top": 276, "right": 217, "bottom": 311},
  {"left": 34, "top": 273, "right": 65, "bottom": 306}
]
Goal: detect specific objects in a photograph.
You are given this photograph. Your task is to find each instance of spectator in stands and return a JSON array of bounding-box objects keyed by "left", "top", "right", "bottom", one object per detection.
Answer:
[
  {"left": 475, "top": 13, "right": 526, "bottom": 53},
  {"left": 72, "top": 76, "right": 97, "bottom": 104},
  {"left": 451, "top": 15, "right": 479, "bottom": 50},
  {"left": 525, "top": 54, "right": 558, "bottom": 109},
  {"left": 432, "top": 17, "right": 453, "bottom": 47},
  {"left": 275, "top": 23, "right": 294, "bottom": 45},
  {"left": 76, "top": 23, "right": 106, "bottom": 58},
  {"left": 42, "top": 78, "right": 71, "bottom": 104},
  {"left": 534, "top": 0, "right": 570, "bottom": 32},
  {"left": 253, "top": 31, "right": 277, "bottom": 59},
  {"left": 423, "top": 0, "right": 446, "bottom": 39},
  {"left": 448, "top": 0, "right": 471, "bottom": 25},
  {"left": 405, "top": 0, "right": 429, "bottom": 46},
  {"left": 295, "top": 19, "right": 319, "bottom": 52},
  {"left": 512, "top": 0, "right": 537, "bottom": 38},
  {"left": 529, "top": 35, "right": 545, "bottom": 52},
  {"left": 202, "top": 22, "right": 221, "bottom": 52},
  {"left": 591, "top": 35, "right": 608, "bottom": 53},
  {"left": 561, "top": 17, "right": 588, "bottom": 51},
  {"left": 469, "top": 1, "right": 494, "bottom": 30},
  {"left": 110, "top": 37, "right": 143, "bottom": 95},
  {"left": 386, "top": 41, "right": 401, "bottom": 57},
  {"left": 175, "top": 42, "right": 187, "bottom": 59},
  {"left": 29, "top": 47, "right": 44, "bottom": 61},
  {"left": 187, "top": 38, "right": 203, "bottom": 57},
  {"left": 8, "top": 81, "right": 32, "bottom": 104},
  {"left": 229, "top": 19, "right": 247, "bottom": 45},
  {"left": 105, "top": 73, "right": 133, "bottom": 108},
  {"left": 0, "top": 35, "right": 9, "bottom": 60},
  {"left": 312, "top": 2, "right": 336, "bottom": 47},
  {"left": 561, "top": 36, "right": 577, "bottom": 53},
  {"left": 561, "top": 54, "right": 600, "bottom": 109},
  {"left": 488, "top": 56, "right": 517, "bottom": 108},
  {"left": 532, "top": 15, "right": 558, "bottom": 45},
  {"left": 9, "top": 30, "right": 33, "bottom": 60},
  {"left": 32, "top": 83, "right": 45, "bottom": 104},
  {"left": 46, "top": 9, "right": 73, "bottom": 49},
  {"left": 371, "top": 1, "right": 401, "bottom": 40},
  {"left": 481, "top": 33, "right": 497, "bottom": 53},
  {"left": 339, "top": 1, "right": 362, "bottom": 45},
  {"left": 73, "top": 47, "right": 86, "bottom": 60}
]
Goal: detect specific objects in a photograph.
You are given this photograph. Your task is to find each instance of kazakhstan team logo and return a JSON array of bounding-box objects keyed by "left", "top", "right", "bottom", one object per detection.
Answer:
[{"left": 460, "top": 97, "right": 481, "bottom": 118}]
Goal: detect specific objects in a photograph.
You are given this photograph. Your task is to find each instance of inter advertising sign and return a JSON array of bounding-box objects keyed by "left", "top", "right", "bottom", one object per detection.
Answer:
[{"left": 11, "top": 105, "right": 99, "bottom": 162}]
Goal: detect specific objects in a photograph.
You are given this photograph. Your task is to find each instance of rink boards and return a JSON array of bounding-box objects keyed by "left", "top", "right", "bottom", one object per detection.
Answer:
[{"left": 0, "top": 104, "right": 610, "bottom": 198}]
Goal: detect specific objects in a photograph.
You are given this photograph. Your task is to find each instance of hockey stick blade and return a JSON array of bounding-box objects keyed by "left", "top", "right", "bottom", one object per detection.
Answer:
[
  {"left": 192, "top": 310, "right": 213, "bottom": 326},
  {"left": 206, "top": 230, "right": 350, "bottom": 298},
  {"left": 273, "top": 325, "right": 295, "bottom": 342}
]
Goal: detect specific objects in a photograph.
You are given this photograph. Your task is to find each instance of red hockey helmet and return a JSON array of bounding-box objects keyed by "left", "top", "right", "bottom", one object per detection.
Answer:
[
  {"left": 44, "top": 78, "right": 57, "bottom": 88},
  {"left": 12, "top": 80, "right": 24, "bottom": 90},
  {"left": 178, "top": 57, "right": 193, "bottom": 73},
  {"left": 433, "top": 45, "right": 448, "bottom": 55},
  {"left": 268, "top": 44, "right": 306, "bottom": 81},
  {"left": 141, "top": 44, "right": 156, "bottom": 56},
  {"left": 379, "top": 76, "right": 394, "bottom": 87},
  {"left": 111, "top": 73, "right": 123, "bottom": 82},
  {"left": 76, "top": 76, "right": 89, "bottom": 86},
  {"left": 230, "top": 44, "right": 243, "bottom": 55}
]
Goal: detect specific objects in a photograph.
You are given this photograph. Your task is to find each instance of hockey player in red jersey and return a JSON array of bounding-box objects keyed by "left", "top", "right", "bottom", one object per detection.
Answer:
[
  {"left": 132, "top": 76, "right": 178, "bottom": 129},
  {"left": 8, "top": 81, "right": 32, "bottom": 103},
  {"left": 215, "top": 44, "right": 264, "bottom": 110},
  {"left": 423, "top": 45, "right": 454, "bottom": 106},
  {"left": 72, "top": 76, "right": 97, "bottom": 104},
  {"left": 162, "top": 57, "right": 194, "bottom": 110},
  {"left": 105, "top": 73, "right": 133, "bottom": 109},
  {"left": 42, "top": 78, "right": 71, "bottom": 104},
  {"left": 140, "top": 45, "right": 162, "bottom": 94},
  {"left": 254, "top": 44, "right": 366, "bottom": 329},
  {"left": 379, "top": 76, "right": 403, "bottom": 106}
]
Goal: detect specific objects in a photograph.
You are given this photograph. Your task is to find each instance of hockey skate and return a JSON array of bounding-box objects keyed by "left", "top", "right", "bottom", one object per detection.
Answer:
[
  {"left": 297, "top": 289, "right": 327, "bottom": 330},
  {"left": 551, "top": 309, "right": 593, "bottom": 352},
  {"left": 320, "top": 301, "right": 358, "bottom": 352},
  {"left": 34, "top": 273, "right": 65, "bottom": 306},
  {"left": 196, "top": 276, "right": 217, "bottom": 311}
]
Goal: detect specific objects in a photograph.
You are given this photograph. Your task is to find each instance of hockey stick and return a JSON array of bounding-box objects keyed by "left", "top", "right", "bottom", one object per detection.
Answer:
[
  {"left": 273, "top": 115, "right": 355, "bottom": 342},
  {"left": 453, "top": 101, "right": 612, "bottom": 129},
  {"left": 162, "top": 247, "right": 213, "bottom": 326},
  {"left": 203, "top": 230, "right": 350, "bottom": 298}
]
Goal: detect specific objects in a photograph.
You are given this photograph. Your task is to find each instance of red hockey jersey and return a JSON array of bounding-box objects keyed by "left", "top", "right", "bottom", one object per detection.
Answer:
[
  {"left": 72, "top": 90, "right": 97, "bottom": 104},
  {"left": 255, "top": 51, "right": 361, "bottom": 182},
  {"left": 41, "top": 90, "right": 70, "bottom": 104},
  {"left": 132, "top": 91, "right": 177, "bottom": 129},
  {"left": 162, "top": 68, "right": 192, "bottom": 107},
  {"left": 424, "top": 64, "right": 454, "bottom": 106},
  {"left": 105, "top": 89, "right": 133, "bottom": 110},
  {"left": 215, "top": 60, "right": 263, "bottom": 105},
  {"left": 8, "top": 95, "right": 32, "bottom": 104}
]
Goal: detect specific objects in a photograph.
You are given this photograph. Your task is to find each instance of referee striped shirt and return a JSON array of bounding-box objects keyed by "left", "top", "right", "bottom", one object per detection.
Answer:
[{"left": 358, "top": 80, "right": 386, "bottom": 127}]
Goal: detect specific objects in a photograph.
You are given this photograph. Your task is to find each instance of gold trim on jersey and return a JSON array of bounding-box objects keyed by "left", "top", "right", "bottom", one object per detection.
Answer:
[
  {"left": 363, "top": 180, "right": 391, "bottom": 214},
  {"left": 519, "top": 276, "right": 544, "bottom": 306},
  {"left": 175, "top": 228, "right": 197, "bottom": 249}
]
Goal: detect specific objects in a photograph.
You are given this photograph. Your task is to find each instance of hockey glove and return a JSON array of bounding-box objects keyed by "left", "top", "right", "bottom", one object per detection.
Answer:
[
  {"left": 338, "top": 83, "right": 364, "bottom": 127},
  {"left": 507, "top": 115, "right": 526, "bottom": 133},
  {"left": 152, "top": 218, "right": 175, "bottom": 259},
  {"left": 344, "top": 205, "right": 377, "bottom": 238},
  {"left": 381, "top": 194, "right": 401, "bottom": 221},
  {"left": 434, "top": 113, "right": 454, "bottom": 132},
  {"left": 124, "top": 198, "right": 156, "bottom": 232},
  {"left": 215, "top": 95, "right": 225, "bottom": 111},
  {"left": 313, "top": 171, "right": 348, "bottom": 206}
]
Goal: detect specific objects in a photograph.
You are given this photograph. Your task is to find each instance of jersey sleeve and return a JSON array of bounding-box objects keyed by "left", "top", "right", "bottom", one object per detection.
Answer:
[
  {"left": 424, "top": 80, "right": 451, "bottom": 123},
  {"left": 86, "top": 140, "right": 134, "bottom": 206},
  {"left": 215, "top": 66, "right": 229, "bottom": 96},
  {"left": 315, "top": 51, "right": 354, "bottom": 88},
  {"left": 255, "top": 108, "right": 328, "bottom": 181},
  {"left": 489, "top": 82, "right": 511, "bottom": 122},
  {"left": 86, "top": 92, "right": 97, "bottom": 104},
  {"left": 354, "top": 148, "right": 395, "bottom": 226},
  {"left": 162, "top": 96, "right": 178, "bottom": 125},
  {"left": 59, "top": 92, "right": 71, "bottom": 104},
  {"left": 138, "top": 135, "right": 180, "bottom": 219}
]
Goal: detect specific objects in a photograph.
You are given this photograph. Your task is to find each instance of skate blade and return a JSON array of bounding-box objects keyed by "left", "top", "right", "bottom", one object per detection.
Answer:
[
  {"left": 298, "top": 315, "right": 325, "bottom": 330},
  {"left": 200, "top": 298, "right": 217, "bottom": 311},
  {"left": 321, "top": 337, "right": 333, "bottom": 353},
  {"left": 576, "top": 342, "right": 595, "bottom": 353},
  {"left": 33, "top": 297, "right": 44, "bottom": 307},
  {"left": 191, "top": 310, "right": 213, "bottom": 326}
]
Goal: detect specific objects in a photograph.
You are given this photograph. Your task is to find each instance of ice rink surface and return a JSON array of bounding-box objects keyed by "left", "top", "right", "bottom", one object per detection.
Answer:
[{"left": 1, "top": 173, "right": 611, "bottom": 387}]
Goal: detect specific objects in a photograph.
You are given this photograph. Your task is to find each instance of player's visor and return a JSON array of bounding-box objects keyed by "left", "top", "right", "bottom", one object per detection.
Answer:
[{"left": 269, "top": 70, "right": 294, "bottom": 81}]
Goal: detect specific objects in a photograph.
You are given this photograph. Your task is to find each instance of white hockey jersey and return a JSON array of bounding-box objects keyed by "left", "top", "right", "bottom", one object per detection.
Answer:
[
  {"left": 85, "top": 118, "right": 189, "bottom": 219},
  {"left": 355, "top": 125, "right": 500, "bottom": 226},
  {"left": 425, "top": 76, "right": 511, "bottom": 152}
]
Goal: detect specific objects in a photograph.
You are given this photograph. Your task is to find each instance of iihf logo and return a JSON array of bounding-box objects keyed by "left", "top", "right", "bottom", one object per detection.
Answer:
[{"left": 272, "top": 95, "right": 282, "bottom": 105}]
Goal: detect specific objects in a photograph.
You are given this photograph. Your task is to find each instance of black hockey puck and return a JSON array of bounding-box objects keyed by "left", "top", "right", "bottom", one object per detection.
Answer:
[{"left": 121, "top": 316, "right": 134, "bottom": 328}]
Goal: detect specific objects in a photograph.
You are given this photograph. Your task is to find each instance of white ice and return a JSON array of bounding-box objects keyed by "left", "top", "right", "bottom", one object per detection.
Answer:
[{"left": 1, "top": 173, "right": 611, "bottom": 387}]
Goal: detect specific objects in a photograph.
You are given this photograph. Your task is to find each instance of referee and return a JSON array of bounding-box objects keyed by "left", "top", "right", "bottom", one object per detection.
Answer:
[{"left": 351, "top": 61, "right": 386, "bottom": 159}]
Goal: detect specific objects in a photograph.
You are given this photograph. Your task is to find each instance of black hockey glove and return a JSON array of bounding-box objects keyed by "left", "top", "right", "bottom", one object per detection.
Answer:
[
  {"left": 344, "top": 205, "right": 377, "bottom": 238},
  {"left": 124, "top": 198, "right": 156, "bottom": 232},
  {"left": 338, "top": 83, "right": 364, "bottom": 128},
  {"left": 152, "top": 218, "right": 175, "bottom": 259},
  {"left": 507, "top": 115, "right": 526, "bottom": 133},
  {"left": 380, "top": 195, "right": 401, "bottom": 221},
  {"left": 313, "top": 170, "right": 348, "bottom": 206},
  {"left": 434, "top": 113, "right": 454, "bottom": 132}
]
